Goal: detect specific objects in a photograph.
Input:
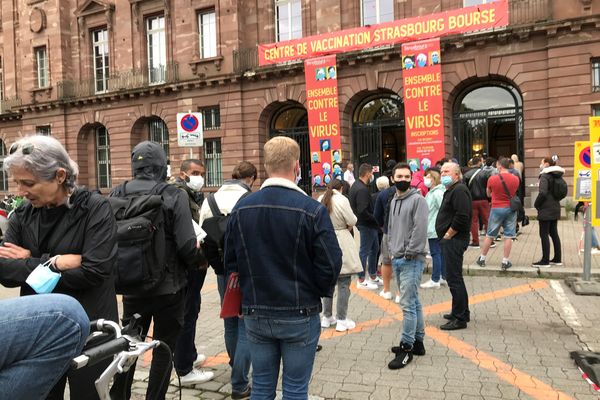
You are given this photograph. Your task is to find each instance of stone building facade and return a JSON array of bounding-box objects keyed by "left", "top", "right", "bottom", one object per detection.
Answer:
[{"left": 0, "top": 0, "right": 600, "bottom": 201}]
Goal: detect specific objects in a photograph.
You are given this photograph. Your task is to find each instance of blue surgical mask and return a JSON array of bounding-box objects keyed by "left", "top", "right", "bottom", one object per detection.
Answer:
[
  {"left": 441, "top": 176, "right": 453, "bottom": 187},
  {"left": 26, "top": 259, "right": 61, "bottom": 294}
]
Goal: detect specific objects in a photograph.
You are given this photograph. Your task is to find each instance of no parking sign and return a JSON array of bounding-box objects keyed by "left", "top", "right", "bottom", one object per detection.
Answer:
[{"left": 177, "top": 112, "right": 203, "bottom": 147}]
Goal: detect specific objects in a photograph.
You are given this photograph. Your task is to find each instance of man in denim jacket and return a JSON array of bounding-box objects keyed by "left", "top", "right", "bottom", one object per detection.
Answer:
[{"left": 224, "top": 136, "right": 342, "bottom": 399}]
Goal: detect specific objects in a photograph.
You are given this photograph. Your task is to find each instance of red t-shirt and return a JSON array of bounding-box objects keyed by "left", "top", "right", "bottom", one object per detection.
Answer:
[{"left": 487, "top": 173, "right": 520, "bottom": 208}]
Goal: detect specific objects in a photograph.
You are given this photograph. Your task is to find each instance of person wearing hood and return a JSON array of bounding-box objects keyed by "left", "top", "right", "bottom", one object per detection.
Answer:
[
  {"left": 110, "top": 141, "right": 207, "bottom": 400},
  {"left": 0, "top": 135, "right": 118, "bottom": 399},
  {"left": 386, "top": 163, "right": 429, "bottom": 370},
  {"left": 532, "top": 156, "right": 565, "bottom": 267}
]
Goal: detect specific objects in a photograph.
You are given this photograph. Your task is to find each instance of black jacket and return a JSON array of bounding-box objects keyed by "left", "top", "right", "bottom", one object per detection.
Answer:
[
  {"left": 435, "top": 181, "right": 472, "bottom": 242},
  {"left": 464, "top": 166, "right": 491, "bottom": 201},
  {"left": 172, "top": 177, "right": 204, "bottom": 223},
  {"left": 0, "top": 188, "right": 118, "bottom": 321},
  {"left": 349, "top": 179, "right": 378, "bottom": 229},
  {"left": 111, "top": 141, "right": 207, "bottom": 297},
  {"left": 534, "top": 166, "right": 565, "bottom": 221}
]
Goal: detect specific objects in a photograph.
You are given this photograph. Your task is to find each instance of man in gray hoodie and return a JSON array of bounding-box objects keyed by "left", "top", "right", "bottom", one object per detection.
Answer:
[{"left": 386, "top": 162, "right": 429, "bottom": 370}]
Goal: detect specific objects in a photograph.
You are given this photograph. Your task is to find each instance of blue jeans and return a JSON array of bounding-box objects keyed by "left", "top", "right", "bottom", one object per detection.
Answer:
[
  {"left": 244, "top": 314, "right": 320, "bottom": 400},
  {"left": 428, "top": 238, "right": 446, "bottom": 282},
  {"left": 175, "top": 267, "right": 207, "bottom": 375},
  {"left": 487, "top": 207, "right": 517, "bottom": 238},
  {"left": 392, "top": 258, "right": 425, "bottom": 346},
  {"left": 217, "top": 274, "right": 251, "bottom": 393},
  {"left": 357, "top": 226, "right": 380, "bottom": 279},
  {"left": 0, "top": 294, "right": 89, "bottom": 400}
]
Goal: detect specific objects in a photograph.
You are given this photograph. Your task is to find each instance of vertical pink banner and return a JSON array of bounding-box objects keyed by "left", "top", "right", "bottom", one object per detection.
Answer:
[
  {"left": 304, "top": 55, "right": 342, "bottom": 188},
  {"left": 402, "top": 38, "right": 445, "bottom": 170}
]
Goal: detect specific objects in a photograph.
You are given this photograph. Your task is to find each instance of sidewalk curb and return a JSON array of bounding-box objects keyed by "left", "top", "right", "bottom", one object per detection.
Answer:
[{"left": 463, "top": 264, "right": 600, "bottom": 279}]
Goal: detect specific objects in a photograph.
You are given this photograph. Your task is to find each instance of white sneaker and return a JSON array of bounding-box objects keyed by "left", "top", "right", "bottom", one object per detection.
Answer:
[
  {"left": 356, "top": 279, "right": 378, "bottom": 289},
  {"left": 394, "top": 295, "right": 401, "bottom": 304},
  {"left": 193, "top": 354, "right": 206, "bottom": 368},
  {"left": 439, "top": 278, "right": 448, "bottom": 286},
  {"left": 420, "top": 279, "right": 441, "bottom": 289},
  {"left": 179, "top": 369, "right": 214, "bottom": 386},
  {"left": 379, "top": 290, "right": 392, "bottom": 300},
  {"left": 335, "top": 319, "right": 356, "bottom": 332},
  {"left": 321, "top": 315, "right": 337, "bottom": 328},
  {"left": 592, "top": 248, "right": 600, "bottom": 255},
  {"left": 370, "top": 276, "right": 383, "bottom": 285}
]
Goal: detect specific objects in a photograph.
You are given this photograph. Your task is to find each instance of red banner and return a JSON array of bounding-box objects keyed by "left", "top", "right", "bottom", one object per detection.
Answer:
[
  {"left": 304, "top": 55, "right": 342, "bottom": 189},
  {"left": 259, "top": 1, "right": 508, "bottom": 65},
  {"left": 402, "top": 38, "right": 444, "bottom": 170}
]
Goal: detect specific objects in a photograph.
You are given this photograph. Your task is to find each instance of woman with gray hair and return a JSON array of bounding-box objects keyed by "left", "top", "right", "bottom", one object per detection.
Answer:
[{"left": 0, "top": 135, "right": 118, "bottom": 400}]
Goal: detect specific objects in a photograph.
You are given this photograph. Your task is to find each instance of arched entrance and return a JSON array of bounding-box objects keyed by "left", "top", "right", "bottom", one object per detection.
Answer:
[
  {"left": 352, "top": 94, "right": 405, "bottom": 176},
  {"left": 452, "top": 83, "right": 523, "bottom": 165},
  {"left": 268, "top": 104, "right": 311, "bottom": 194},
  {"left": 131, "top": 116, "right": 170, "bottom": 158},
  {"left": 77, "top": 123, "right": 112, "bottom": 190}
]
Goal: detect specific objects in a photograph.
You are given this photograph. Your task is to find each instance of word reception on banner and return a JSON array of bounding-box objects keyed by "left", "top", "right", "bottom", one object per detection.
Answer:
[
  {"left": 402, "top": 38, "right": 444, "bottom": 169},
  {"left": 574, "top": 141, "right": 592, "bottom": 202},
  {"left": 259, "top": 0, "right": 508, "bottom": 65},
  {"left": 304, "top": 55, "right": 342, "bottom": 189},
  {"left": 177, "top": 112, "right": 204, "bottom": 147}
]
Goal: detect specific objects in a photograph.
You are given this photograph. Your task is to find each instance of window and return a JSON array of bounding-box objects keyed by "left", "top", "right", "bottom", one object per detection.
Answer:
[
  {"left": 0, "top": 140, "right": 7, "bottom": 192},
  {"left": 35, "top": 46, "right": 49, "bottom": 88},
  {"left": 275, "top": 0, "right": 302, "bottom": 42},
  {"left": 361, "top": 0, "right": 394, "bottom": 26},
  {"left": 146, "top": 15, "right": 166, "bottom": 84},
  {"left": 202, "top": 106, "right": 220, "bottom": 130},
  {"left": 593, "top": 58, "right": 600, "bottom": 92},
  {"left": 463, "top": 0, "right": 495, "bottom": 6},
  {"left": 96, "top": 126, "right": 111, "bottom": 189},
  {"left": 592, "top": 104, "right": 600, "bottom": 116},
  {"left": 149, "top": 119, "right": 169, "bottom": 157},
  {"left": 36, "top": 125, "right": 51, "bottom": 136},
  {"left": 198, "top": 10, "right": 217, "bottom": 58},
  {"left": 92, "top": 28, "right": 110, "bottom": 93},
  {"left": 204, "top": 139, "right": 222, "bottom": 187}
]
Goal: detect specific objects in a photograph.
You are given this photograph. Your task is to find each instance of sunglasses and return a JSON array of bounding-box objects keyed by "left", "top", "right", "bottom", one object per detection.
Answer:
[{"left": 9, "top": 143, "right": 34, "bottom": 155}]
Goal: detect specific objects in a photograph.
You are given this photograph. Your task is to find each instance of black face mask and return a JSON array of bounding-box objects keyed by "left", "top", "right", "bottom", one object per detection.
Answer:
[{"left": 395, "top": 180, "right": 411, "bottom": 192}]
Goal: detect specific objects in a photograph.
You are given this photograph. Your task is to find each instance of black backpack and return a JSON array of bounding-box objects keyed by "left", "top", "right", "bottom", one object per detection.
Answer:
[
  {"left": 201, "top": 191, "right": 250, "bottom": 263},
  {"left": 551, "top": 175, "right": 568, "bottom": 201},
  {"left": 108, "top": 182, "right": 169, "bottom": 295}
]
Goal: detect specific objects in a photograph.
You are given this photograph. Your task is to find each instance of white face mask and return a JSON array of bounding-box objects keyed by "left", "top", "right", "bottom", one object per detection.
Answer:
[
  {"left": 369, "top": 174, "right": 374, "bottom": 183},
  {"left": 295, "top": 168, "right": 302, "bottom": 185},
  {"left": 424, "top": 178, "right": 432, "bottom": 188},
  {"left": 186, "top": 175, "right": 204, "bottom": 191}
]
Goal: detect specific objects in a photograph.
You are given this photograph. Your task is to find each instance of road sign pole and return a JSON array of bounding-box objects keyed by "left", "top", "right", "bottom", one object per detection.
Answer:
[{"left": 584, "top": 206, "right": 592, "bottom": 281}]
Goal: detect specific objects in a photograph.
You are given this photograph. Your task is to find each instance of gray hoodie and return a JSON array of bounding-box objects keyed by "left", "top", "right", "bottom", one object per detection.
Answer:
[{"left": 387, "top": 188, "right": 429, "bottom": 261}]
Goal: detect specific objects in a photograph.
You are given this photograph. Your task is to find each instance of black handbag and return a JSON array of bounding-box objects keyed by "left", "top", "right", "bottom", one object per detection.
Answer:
[{"left": 498, "top": 174, "right": 521, "bottom": 212}]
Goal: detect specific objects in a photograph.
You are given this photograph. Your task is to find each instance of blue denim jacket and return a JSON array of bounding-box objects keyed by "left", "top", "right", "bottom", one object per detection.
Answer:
[{"left": 224, "top": 178, "right": 342, "bottom": 317}]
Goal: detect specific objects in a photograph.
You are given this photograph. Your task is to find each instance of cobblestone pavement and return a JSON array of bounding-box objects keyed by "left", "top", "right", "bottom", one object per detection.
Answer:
[{"left": 3, "top": 218, "right": 599, "bottom": 399}]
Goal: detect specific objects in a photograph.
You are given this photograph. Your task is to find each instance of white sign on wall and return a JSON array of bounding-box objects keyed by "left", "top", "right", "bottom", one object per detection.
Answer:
[{"left": 177, "top": 112, "right": 204, "bottom": 147}]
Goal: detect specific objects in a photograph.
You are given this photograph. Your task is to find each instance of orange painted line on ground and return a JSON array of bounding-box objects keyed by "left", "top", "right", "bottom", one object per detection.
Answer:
[
  {"left": 319, "top": 316, "right": 395, "bottom": 339},
  {"left": 203, "top": 351, "right": 230, "bottom": 367},
  {"left": 426, "top": 326, "right": 574, "bottom": 400},
  {"left": 422, "top": 280, "right": 549, "bottom": 315}
]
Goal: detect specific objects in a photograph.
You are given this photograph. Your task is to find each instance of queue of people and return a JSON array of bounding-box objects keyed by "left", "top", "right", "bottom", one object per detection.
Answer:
[{"left": 0, "top": 133, "right": 569, "bottom": 399}]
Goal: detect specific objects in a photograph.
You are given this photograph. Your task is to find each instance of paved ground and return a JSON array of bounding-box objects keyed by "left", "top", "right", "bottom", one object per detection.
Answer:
[
  {"left": 3, "top": 217, "right": 600, "bottom": 399},
  {"left": 125, "top": 217, "right": 600, "bottom": 399}
]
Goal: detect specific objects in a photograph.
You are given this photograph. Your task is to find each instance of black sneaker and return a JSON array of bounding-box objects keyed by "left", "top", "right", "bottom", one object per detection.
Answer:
[
  {"left": 443, "top": 313, "right": 470, "bottom": 323},
  {"left": 501, "top": 260, "right": 512, "bottom": 271},
  {"left": 388, "top": 343, "right": 413, "bottom": 369},
  {"left": 532, "top": 260, "right": 550, "bottom": 268},
  {"left": 468, "top": 243, "right": 480, "bottom": 249},
  {"left": 392, "top": 340, "right": 426, "bottom": 356},
  {"left": 476, "top": 256, "right": 486, "bottom": 267},
  {"left": 549, "top": 260, "right": 563, "bottom": 266},
  {"left": 489, "top": 242, "right": 497, "bottom": 248},
  {"left": 440, "top": 319, "right": 467, "bottom": 330},
  {"left": 231, "top": 387, "right": 252, "bottom": 400}
]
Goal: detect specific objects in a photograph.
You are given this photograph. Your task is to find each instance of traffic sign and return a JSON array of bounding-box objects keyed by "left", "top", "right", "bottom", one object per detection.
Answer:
[
  {"left": 177, "top": 112, "right": 203, "bottom": 147},
  {"left": 574, "top": 141, "right": 591, "bottom": 202}
]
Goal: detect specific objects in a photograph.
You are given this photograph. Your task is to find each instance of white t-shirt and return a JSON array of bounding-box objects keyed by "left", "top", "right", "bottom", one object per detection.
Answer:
[{"left": 343, "top": 170, "right": 355, "bottom": 186}]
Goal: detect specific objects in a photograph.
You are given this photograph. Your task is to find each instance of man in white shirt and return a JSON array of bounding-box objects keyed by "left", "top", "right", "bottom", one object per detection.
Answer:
[{"left": 343, "top": 162, "right": 355, "bottom": 186}]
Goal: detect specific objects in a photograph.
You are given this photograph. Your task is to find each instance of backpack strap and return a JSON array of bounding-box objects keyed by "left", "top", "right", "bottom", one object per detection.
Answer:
[
  {"left": 207, "top": 193, "right": 223, "bottom": 217},
  {"left": 468, "top": 168, "right": 481, "bottom": 188},
  {"left": 498, "top": 174, "right": 511, "bottom": 198}
]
